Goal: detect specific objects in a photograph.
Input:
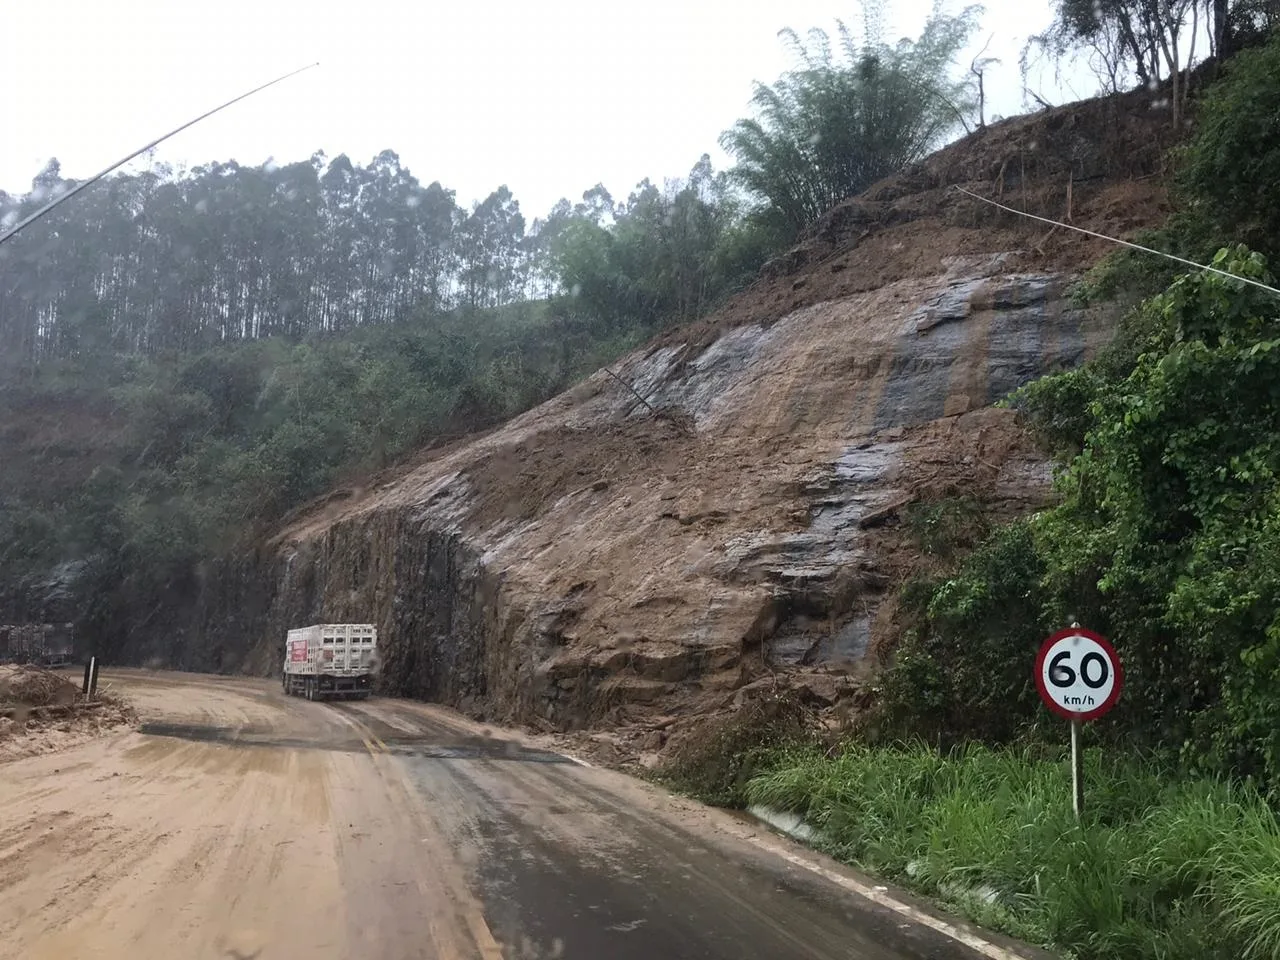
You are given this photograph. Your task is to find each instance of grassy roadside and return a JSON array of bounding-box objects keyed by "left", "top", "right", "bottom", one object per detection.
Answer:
[{"left": 702, "top": 741, "right": 1280, "bottom": 960}]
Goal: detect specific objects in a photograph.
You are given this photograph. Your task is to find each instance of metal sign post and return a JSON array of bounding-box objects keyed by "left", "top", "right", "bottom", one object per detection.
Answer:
[
  {"left": 1035, "top": 623, "right": 1123, "bottom": 820},
  {"left": 1070, "top": 718, "right": 1084, "bottom": 818}
]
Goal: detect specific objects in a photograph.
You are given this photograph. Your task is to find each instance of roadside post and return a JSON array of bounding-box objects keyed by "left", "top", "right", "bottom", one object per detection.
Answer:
[
  {"left": 1034, "top": 623, "right": 1123, "bottom": 819},
  {"left": 83, "top": 655, "right": 99, "bottom": 699}
]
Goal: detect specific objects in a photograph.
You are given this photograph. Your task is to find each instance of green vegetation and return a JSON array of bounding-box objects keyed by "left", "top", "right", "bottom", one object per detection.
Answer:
[
  {"left": 0, "top": 304, "right": 639, "bottom": 659},
  {"left": 902, "top": 495, "right": 988, "bottom": 560},
  {"left": 1176, "top": 37, "right": 1280, "bottom": 262},
  {"left": 880, "top": 246, "right": 1280, "bottom": 787},
  {"left": 745, "top": 742, "right": 1280, "bottom": 960},
  {"left": 875, "top": 38, "right": 1280, "bottom": 792},
  {"left": 721, "top": 0, "right": 981, "bottom": 239}
]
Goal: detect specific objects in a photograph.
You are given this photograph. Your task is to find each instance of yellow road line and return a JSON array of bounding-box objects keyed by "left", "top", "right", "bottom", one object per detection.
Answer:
[
  {"left": 350, "top": 710, "right": 503, "bottom": 958},
  {"left": 329, "top": 706, "right": 389, "bottom": 756},
  {"left": 463, "top": 909, "right": 505, "bottom": 960}
]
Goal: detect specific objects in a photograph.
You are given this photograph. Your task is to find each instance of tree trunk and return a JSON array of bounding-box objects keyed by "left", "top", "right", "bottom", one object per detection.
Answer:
[
  {"left": 1212, "top": 0, "right": 1227, "bottom": 57},
  {"left": 1117, "top": 16, "right": 1151, "bottom": 85}
]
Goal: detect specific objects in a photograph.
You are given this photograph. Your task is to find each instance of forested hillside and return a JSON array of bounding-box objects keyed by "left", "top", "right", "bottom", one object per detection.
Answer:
[
  {"left": 0, "top": 148, "right": 788, "bottom": 628},
  {"left": 0, "top": 151, "right": 771, "bottom": 362},
  {"left": 0, "top": 139, "right": 801, "bottom": 635}
]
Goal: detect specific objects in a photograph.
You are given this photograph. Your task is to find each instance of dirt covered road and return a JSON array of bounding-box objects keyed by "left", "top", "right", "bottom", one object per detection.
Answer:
[{"left": 0, "top": 671, "right": 996, "bottom": 960}]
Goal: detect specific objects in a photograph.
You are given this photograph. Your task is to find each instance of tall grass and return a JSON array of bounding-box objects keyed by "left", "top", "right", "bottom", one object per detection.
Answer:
[{"left": 745, "top": 742, "right": 1280, "bottom": 960}]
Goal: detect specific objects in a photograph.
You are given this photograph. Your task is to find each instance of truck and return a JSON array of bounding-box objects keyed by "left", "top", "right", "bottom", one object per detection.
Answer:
[
  {"left": 281, "top": 623, "right": 378, "bottom": 701},
  {"left": 0, "top": 623, "right": 75, "bottom": 666}
]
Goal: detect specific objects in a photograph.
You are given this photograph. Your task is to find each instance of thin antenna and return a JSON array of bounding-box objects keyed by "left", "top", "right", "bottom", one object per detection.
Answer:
[
  {"left": 953, "top": 184, "right": 1280, "bottom": 298},
  {"left": 0, "top": 62, "right": 320, "bottom": 248}
]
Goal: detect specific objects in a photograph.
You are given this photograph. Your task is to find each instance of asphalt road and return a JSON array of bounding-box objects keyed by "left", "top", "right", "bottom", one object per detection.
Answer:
[{"left": 0, "top": 670, "right": 1004, "bottom": 960}]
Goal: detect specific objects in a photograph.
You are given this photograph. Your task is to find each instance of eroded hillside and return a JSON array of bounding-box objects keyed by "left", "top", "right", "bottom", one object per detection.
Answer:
[{"left": 206, "top": 90, "right": 1175, "bottom": 761}]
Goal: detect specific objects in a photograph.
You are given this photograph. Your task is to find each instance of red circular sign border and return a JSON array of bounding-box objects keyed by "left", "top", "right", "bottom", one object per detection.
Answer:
[{"left": 1034, "top": 627, "right": 1124, "bottom": 722}]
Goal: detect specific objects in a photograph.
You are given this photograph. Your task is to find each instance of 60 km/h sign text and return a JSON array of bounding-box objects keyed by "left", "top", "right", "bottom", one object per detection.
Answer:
[{"left": 1047, "top": 649, "right": 1112, "bottom": 707}]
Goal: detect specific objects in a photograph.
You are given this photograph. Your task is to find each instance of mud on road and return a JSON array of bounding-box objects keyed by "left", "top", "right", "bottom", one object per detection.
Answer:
[{"left": 0, "top": 671, "right": 1014, "bottom": 960}]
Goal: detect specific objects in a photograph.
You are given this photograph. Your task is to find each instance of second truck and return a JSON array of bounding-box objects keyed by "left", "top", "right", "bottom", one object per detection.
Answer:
[{"left": 282, "top": 623, "right": 378, "bottom": 701}]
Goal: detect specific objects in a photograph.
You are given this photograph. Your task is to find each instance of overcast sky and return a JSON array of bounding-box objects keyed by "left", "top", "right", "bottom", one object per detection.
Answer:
[{"left": 1, "top": 0, "right": 1091, "bottom": 219}]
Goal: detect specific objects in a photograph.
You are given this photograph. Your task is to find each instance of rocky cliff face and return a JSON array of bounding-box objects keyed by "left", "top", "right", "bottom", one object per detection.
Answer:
[
  {"left": 200, "top": 91, "right": 1174, "bottom": 758},
  {"left": 232, "top": 262, "right": 1109, "bottom": 737}
]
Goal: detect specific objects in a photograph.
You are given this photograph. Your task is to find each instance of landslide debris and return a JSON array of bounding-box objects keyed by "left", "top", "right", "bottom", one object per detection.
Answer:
[{"left": 0, "top": 665, "right": 136, "bottom": 762}]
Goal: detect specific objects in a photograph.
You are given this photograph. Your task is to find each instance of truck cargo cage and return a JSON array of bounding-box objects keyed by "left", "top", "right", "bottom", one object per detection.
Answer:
[
  {"left": 0, "top": 623, "right": 75, "bottom": 666},
  {"left": 281, "top": 623, "right": 378, "bottom": 701}
]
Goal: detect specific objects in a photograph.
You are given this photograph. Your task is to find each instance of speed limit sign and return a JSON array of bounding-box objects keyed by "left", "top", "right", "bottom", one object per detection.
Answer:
[{"left": 1035, "top": 627, "right": 1123, "bottom": 721}]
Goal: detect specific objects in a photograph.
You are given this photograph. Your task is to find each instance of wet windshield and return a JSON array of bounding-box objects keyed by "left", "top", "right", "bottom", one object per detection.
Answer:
[{"left": 3, "top": 1, "right": 1280, "bottom": 958}]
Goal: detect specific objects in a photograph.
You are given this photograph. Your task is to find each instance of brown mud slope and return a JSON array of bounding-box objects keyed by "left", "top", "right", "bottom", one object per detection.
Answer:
[{"left": 217, "top": 90, "right": 1174, "bottom": 762}]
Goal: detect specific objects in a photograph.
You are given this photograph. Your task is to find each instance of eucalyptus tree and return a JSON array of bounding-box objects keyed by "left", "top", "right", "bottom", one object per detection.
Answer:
[{"left": 0, "top": 151, "right": 477, "bottom": 362}]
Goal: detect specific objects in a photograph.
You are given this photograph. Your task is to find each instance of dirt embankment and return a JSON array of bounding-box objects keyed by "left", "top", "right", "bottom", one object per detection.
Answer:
[{"left": 160, "top": 89, "right": 1173, "bottom": 765}]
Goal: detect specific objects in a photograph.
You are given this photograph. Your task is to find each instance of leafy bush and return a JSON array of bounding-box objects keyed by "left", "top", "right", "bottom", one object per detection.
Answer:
[
  {"left": 902, "top": 495, "right": 987, "bottom": 559},
  {"left": 1177, "top": 36, "right": 1280, "bottom": 264},
  {"left": 873, "top": 519, "right": 1048, "bottom": 747}
]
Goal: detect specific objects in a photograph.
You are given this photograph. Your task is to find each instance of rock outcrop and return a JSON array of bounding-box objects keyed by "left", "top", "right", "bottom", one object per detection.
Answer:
[{"left": 239, "top": 261, "right": 1108, "bottom": 735}]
